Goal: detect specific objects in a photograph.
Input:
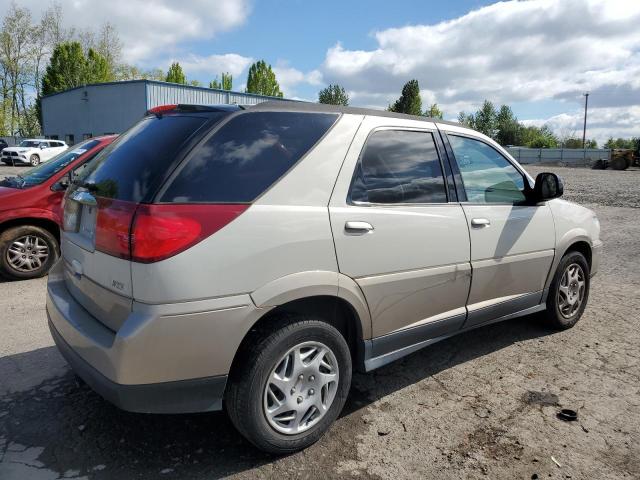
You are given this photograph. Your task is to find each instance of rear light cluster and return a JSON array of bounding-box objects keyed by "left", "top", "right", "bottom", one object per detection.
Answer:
[{"left": 93, "top": 200, "right": 248, "bottom": 263}]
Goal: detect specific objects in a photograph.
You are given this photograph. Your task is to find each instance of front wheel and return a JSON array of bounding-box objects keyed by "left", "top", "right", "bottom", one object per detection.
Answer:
[
  {"left": 29, "top": 154, "right": 40, "bottom": 166},
  {"left": 0, "top": 225, "right": 59, "bottom": 280},
  {"left": 543, "top": 251, "right": 590, "bottom": 330},
  {"left": 226, "top": 317, "right": 352, "bottom": 454}
]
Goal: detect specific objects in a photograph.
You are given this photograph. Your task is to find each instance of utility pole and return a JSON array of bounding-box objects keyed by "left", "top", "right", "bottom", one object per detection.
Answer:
[{"left": 582, "top": 92, "right": 589, "bottom": 148}]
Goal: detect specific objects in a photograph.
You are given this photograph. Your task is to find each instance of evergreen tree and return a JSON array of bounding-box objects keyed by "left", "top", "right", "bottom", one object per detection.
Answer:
[
  {"left": 495, "top": 105, "right": 520, "bottom": 145},
  {"left": 318, "top": 84, "right": 349, "bottom": 105},
  {"left": 165, "top": 62, "right": 186, "bottom": 84},
  {"left": 388, "top": 79, "right": 422, "bottom": 116},
  {"left": 85, "top": 48, "right": 112, "bottom": 83},
  {"left": 473, "top": 100, "right": 498, "bottom": 138},
  {"left": 246, "top": 60, "right": 283, "bottom": 97}
]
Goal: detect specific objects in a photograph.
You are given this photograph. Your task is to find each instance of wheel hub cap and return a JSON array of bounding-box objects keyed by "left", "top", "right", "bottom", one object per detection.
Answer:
[
  {"left": 6, "top": 235, "right": 49, "bottom": 272},
  {"left": 263, "top": 341, "right": 339, "bottom": 435},
  {"left": 558, "top": 263, "right": 586, "bottom": 318}
]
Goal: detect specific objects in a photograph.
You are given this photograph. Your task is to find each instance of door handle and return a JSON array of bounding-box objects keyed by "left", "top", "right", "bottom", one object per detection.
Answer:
[
  {"left": 345, "top": 221, "right": 374, "bottom": 234},
  {"left": 471, "top": 218, "right": 491, "bottom": 227}
]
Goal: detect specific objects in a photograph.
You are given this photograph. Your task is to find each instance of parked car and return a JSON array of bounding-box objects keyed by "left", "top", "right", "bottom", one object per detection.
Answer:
[
  {"left": 1, "top": 139, "right": 68, "bottom": 166},
  {"left": 0, "top": 139, "right": 8, "bottom": 152},
  {"left": 47, "top": 103, "right": 602, "bottom": 454},
  {"left": 0, "top": 136, "right": 116, "bottom": 280}
]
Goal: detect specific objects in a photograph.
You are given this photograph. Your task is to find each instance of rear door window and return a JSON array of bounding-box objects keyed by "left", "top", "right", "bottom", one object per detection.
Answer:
[
  {"left": 349, "top": 129, "right": 448, "bottom": 204},
  {"left": 80, "top": 114, "right": 217, "bottom": 202},
  {"left": 159, "top": 112, "right": 338, "bottom": 203}
]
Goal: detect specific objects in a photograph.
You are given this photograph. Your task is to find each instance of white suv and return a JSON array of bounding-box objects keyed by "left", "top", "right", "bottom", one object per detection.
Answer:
[
  {"left": 46, "top": 102, "right": 602, "bottom": 453},
  {"left": 2, "top": 139, "right": 68, "bottom": 166}
]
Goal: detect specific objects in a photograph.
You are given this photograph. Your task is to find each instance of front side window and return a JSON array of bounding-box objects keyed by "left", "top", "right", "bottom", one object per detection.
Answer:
[
  {"left": 350, "top": 130, "right": 447, "bottom": 204},
  {"left": 19, "top": 140, "right": 41, "bottom": 148},
  {"left": 448, "top": 135, "right": 526, "bottom": 204},
  {"left": 160, "top": 112, "right": 338, "bottom": 203}
]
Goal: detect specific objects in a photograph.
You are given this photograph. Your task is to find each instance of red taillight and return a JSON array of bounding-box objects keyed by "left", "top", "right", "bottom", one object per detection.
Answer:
[
  {"left": 147, "top": 104, "right": 177, "bottom": 115},
  {"left": 130, "top": 204, "right": 249, "bottom": 263},
  {"left": 95, "top": 198, "right": 137, "bottom": 259}
]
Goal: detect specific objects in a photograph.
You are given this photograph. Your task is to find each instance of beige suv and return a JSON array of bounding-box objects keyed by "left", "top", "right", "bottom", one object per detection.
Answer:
[{"left": 47, "top": 102, "right": 602, "bottom": 453}]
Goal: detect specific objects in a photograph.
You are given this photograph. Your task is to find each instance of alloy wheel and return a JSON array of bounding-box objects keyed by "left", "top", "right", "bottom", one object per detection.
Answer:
[
  {"left": 557, "top": 262, "right": 586, "bottom": 318},
  {"left": 6, "top": 235, "right": 49, "bottom": 272}
]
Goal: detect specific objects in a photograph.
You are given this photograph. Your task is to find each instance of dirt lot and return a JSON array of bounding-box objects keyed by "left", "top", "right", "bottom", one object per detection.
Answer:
[{"left": 0, "top": 164, "right": 639, "bottom": 479}]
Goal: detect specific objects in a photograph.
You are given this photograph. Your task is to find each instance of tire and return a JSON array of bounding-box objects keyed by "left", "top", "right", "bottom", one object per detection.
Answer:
[
  {"left": 543, "top": 251, "right": 590, "bottom": 330},
  {"left": 226, "top": 316, "right": 352, "bottom": 454},
  {"left": 0, "top": 225, "right": 59, "bottom": 280},
  {"left": 29, "top": 154, "right": 40, "bottom": 166}
]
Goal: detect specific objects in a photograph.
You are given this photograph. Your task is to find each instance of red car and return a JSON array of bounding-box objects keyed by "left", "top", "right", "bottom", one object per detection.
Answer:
[{"left": 0, "top": 135, "right": 116, "bottom": 280}]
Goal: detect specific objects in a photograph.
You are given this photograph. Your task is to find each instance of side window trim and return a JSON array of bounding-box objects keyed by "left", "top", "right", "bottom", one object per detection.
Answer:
[
  {"left": 347, "top": 126, "right": 450, "bottom": 207},
  {"left": 436, "top": 129, "right": 463, "bottom": 202},
  {"left": 442, "top": 131, "right": 529, "bottom": 205}
]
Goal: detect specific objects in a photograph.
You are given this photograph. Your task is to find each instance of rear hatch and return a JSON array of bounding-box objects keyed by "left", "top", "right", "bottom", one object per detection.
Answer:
[{"left": 61, "top": 107, "right": 232, "bottom": 331}]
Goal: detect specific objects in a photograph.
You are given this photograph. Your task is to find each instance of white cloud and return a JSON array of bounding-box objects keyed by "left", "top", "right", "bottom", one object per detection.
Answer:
[
  {"left": 178, "top": 53, "right": 253, "bottom": 79},
  {"left": 273, "top": 62, "right": 323, "bottom": 97},
  {"left": 522, "top": 106, "right": 640, "bottom": 145},
  {"left": 12, "top": 0, "right": 251, "bottom": 64},
  {"left": 322, "top": 0, "right": 640, "bottom": 123}
]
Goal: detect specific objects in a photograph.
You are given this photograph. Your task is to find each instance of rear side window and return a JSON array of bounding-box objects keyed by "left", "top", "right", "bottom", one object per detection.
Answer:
[
  {"left": 350, "top": 130, "right": 447, "bottom": 204},
  {"left": 160, "top": 112, "right": 338, "bottom": 203},
  {"left": 81, "top": 114, "right": 217, "bottom": 202}
]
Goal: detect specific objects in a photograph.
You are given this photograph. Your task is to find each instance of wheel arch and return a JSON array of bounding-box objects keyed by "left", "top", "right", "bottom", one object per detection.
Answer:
[{"left": 0, "top": 216, "right": 60, "bottom": 243}]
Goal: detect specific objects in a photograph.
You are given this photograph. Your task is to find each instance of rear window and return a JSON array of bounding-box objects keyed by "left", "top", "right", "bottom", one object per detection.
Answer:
[
  {"left": 159, "top": 112, "right": 338, "bottom": 203},
  {"left": 80, "top": 114, "right": 219, "bottom": 202}
]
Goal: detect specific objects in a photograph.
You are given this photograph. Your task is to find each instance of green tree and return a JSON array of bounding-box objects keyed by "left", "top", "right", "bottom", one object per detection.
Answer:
[
  {"left": 165, "top": 62, "right": 186, "bottom": 84},
  {"left": 604, "top": 137, "right": 636, "bottom": 149},
  {"left": 209, "top": 72, "right": 233, "bottom": 90},
  {"left": 388, "top": 79, "right": 422, "bottom": 116},
  {"left": 246, "top": 60, "right": 283, "bottom": 97},
  {"left": 474, "top": 100, "right": 498, "bottom": 138},
  {"left": 318, "top": 84, "right": 349, "bottom": 105},
  {"left": 188, "top": 79, "right": 202, "bottom": 87},
  {"left": 85, "top": 48, "right": 112, "bottom": 83},
  {"left": 495, "top": 105, "right": 520, "bottom": 145},
  {"left": 41, "top": 41, "right": 87, "bottom": 96},
  {"left": 457, "top": 111, "right": 475, "bottom": 128},
  {"left": 521, "top": 125, "right": 558, "bottom": 148},
  {"left": 424, "top": 103, "right": 443, "bottom": 119}
]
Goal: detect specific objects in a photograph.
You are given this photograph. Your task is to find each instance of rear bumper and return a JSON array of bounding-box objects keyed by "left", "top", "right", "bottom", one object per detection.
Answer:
[
  {"left": 49, "top": 318, "right": 227, "bottom": 413},
  {"left": 46, "top": 260, "right": 265, "bottom": 413}
]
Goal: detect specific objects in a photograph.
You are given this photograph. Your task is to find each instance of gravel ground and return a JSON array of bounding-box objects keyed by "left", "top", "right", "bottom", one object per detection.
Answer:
[{"left": 0, "top": 164, "right": 639, "bottom": 479}]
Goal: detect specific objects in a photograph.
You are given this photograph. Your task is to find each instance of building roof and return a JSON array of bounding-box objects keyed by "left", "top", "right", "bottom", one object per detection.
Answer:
[
  {"left": 248, "top": 100, "right": 461, "bottom": 127},
  {"left": 40, "top": 79, "right": 292, "bottom": 102}
]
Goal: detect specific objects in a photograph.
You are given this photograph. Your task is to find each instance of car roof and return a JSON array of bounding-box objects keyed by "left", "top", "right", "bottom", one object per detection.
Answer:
[{"left": 246, "top": 100, "right": 461, "bottom": 128}]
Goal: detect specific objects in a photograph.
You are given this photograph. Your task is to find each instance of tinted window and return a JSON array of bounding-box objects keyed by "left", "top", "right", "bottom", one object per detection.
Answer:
[
  {"left": 13, "top": 140, "right": 100, "bottom": 187},
  {"left": 80, "top": 114, "right": 217, "bottom": 202},
  {"left": 449, "top": 135, "right": 525, "bottom": 204},
  {"left": 160, "top": 112, "right": 338, "bottom": 203},
  {"left": 350, "top": 130, "right": 447, "bottom": 204}
]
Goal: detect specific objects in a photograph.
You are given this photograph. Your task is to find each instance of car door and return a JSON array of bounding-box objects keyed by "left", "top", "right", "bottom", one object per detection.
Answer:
[
  {"left": 329, "top": 117, "right": 471, "bottom": 357},
  {"left": 442, "top": 130, "right": 555, "bottom": 327}
]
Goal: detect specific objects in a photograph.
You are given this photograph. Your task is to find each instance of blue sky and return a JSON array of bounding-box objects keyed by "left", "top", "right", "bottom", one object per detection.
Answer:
[{"left": 10, "top": 0, "right": 640, "bottom": 143}]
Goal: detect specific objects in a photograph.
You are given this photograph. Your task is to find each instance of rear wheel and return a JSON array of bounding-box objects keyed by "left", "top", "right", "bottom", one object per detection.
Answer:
[
  {"left": 29, "top": 154, "right": 40, "bottom": 166},
  {"left": 0, "top": 225, "right": 59, "bottom": 280},
  {"left": 226, "top": 317, "right": 352, "bottom": 454},
  {"left": 543, "top": 251, "right": 590, "bottom": 330}
]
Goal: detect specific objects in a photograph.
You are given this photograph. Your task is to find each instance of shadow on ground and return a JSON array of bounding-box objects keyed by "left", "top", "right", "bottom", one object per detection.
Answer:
[{"left": 0, "top": 313, "right": 552, "bottom": 479}]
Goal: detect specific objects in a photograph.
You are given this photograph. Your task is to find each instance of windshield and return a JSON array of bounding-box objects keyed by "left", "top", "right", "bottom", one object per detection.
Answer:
[
  {"left": 1, "top": 140, "right": 100, "bottom": 189},
  {"left": 19, "top": 140, "right": 41, "bottom": 148}
]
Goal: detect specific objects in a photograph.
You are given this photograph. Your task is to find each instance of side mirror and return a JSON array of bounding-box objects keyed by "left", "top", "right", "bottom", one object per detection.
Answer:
[
  {"left": 52, "top": 172, "right": 72, "bottom": 191},
  {"left": 533, "top": 172, "right": 563, "bottom": 201}
]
